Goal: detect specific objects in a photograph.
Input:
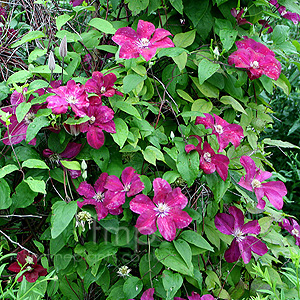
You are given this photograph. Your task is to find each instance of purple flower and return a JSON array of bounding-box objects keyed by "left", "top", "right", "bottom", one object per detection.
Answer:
[
  {"left": 130, "top": 178, "right": 192, "bottom": 241},
  {"left": 258, "top": 20, "right": 273, "bottom": 34},
  {"left": 269, "top": 0, "right": 278, "bottom": 7},
  {"left": 185, "top": 136, "right": 229, "bottom": 181},
  {"left": 46, "top": 80, "right": 89, "bottom": 117},
  {"left": 215, "top": 206, "right": 268, "bottom": 264},
  {"left": 195, "top": 113, "right": 244, "bottom": 152},
  {"left": 0, "top": 7, "right": 7, "bottom": 23},
  {"left": 77, "top": 173, "right": 123, "bottom": 220},
  {"left": 228, "top": 38, "right": 281, "bottom": 80},
  {"left": 43, "top": 142, "right": 82, "bottom": 178},
  {"left": 85, "top": 71, "right": 123, "bottom": 98},
  {"left": 129, "top": 288, "right": 155, "bottom": 300},
  {"left": 231, "top": 8, "right": 252, "bottom": 26},
  {"left": 279, "top": 218, "right": 300, "bottom": 246},
  {"left": 175, "top": 292, "right": 215, "bottom": 300},
  {"left": 8, "top": 250, "right": 47, "bottom": 283},
  {"left": 112, "top": 20, "right": 174, "bottom": 61},
  {"left": 104, "top": 167, "right": 145, "bottom": 210},
  {"left": 78, "top": 102, "right": 116, "bottom": 149},
  {"left": 70, "top": 0, "right": 85, "bottom": 6},
  {"left": 238, "top": 156, "right": 287, "bottom": 210},
  {"left": 278, "top": 6, "right": 300, "bottom": 24}
]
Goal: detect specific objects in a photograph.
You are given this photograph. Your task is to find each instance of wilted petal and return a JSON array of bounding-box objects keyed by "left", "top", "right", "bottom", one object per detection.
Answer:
[
  {"left": 130, "top": 194, "right": 155, "bottom": 214},
  {"left": 157, "top": 216, "right": 176, "bottom": 241},
  {"left": 214, "top": 213, "right": 234, "bottom": 235},
  {"left": 224, "top": 239, "right": 240, "bottom": 263}
]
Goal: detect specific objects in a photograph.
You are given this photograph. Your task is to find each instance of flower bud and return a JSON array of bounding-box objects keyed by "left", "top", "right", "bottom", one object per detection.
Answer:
[
  {"left": 59, "top": 36, "right": 67, "bottom": 58},
  {"left": 48, "top": 51, "right": 56, "bottom": 72}
]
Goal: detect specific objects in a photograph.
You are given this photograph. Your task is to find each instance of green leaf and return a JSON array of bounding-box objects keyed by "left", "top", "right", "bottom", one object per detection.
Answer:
[
  {"left": 123, "top": 277, "right": 143, "bottom": 299},
  {"left": 123, "top": 74, "right": 145, "bottom": 93},
  {"left": 111, "top": 118, "right": 128, "bottom": 148},
  {"left": 262, "top": 138, "right": 300, "bottom": 149},
  {"left": 273, "top": 74, "right": 291, "bottom": 96},
  {"left": 158, "top": 47, "right": 188, "bottom": 58},
  {"left": 177, "top": 89, "right": 194, "bottom": 103},
  {"left": 7, "top": 70, "right": 32, "bottom": 85},
  {"left": 60, "top": 160, "right": 81, "bottom": 170},
  {"left": 183, "top": 0, "right": 209, "bottom": 27},
  {"left": 206, "top": 172, "right": 230, "bottom": 202},
  {"left": 155, "top": 242, "right": 193, "bottom": 276},
  {"left": 142, "top": 146, "right": 165, "bottom": 165},
  {"left": 170, "top": 0, "right": 183, "bottom": 14},
  {"left": 162, "top": 171, "right": 181, "bottom": 184},
  {"left": 24, "top": 177, "right": 46, "bottom": 194},
  {"left": 28, "top": 80, "right": 48, "bottom": 92},
  {"left": 11, "top": 181, "right": 37, "bottom": 209},
  {"left": 31, "top": 64, "right": 66, "bottom": 74},
  {"left": 90, "top": 147, "right": 110, "bottom": 172},
  {"left": 219, "top": 29, "right": 238, "bottom": 52},
  {"left": 88, "top": 18, "right": 116, "bottom": 34},
  {"left": 16, "top": 102, "right": 31, "bottom": 123},
  {"left": 95, "top": 45, "right": 118, "bottom": 53},
  {"left": 0, "top": 165, "right": 18, "bottom": 178},
  {"left": 64, "top": 115, "right": 90, "bottom": 125},
  {"left": 198, "top": 58, "right": 220, "bottom": 85},
  {"left": 51, "top": 201, "right": 78, "bottom": 239},
  {"left": 114, "top": 102, "right": 141, "bottom": 119},
  {"left": 173, "top": 240, "right": 193, "bottom": 271},
  {"left": 54, "top": 248, "right": 73, "bottom": 272},
  {"left": 26, "top": 116, "right": 50, "bottom": 142},
  {"left": 191, "top": 76, "right": 219, "bottom": 98},
  {"left": 191, "top": 99, "right": 213, "bottom": 113},
  {"left": 173, "top": 52, "right": 188, "bottom": 72},
  {"left": 0, "top": 179, "right": 11, "bottom": 209},
  {"left": 272, "top": 25, "right": 289, "bottom": 45},
  {"left": 162, "top": 270, "right": 183, "bottom": 300},
  {"left": 180, "top": 230, "right": 214, "bottom": 251},
  {"left": 56, "top": 14, "right": 72, "bottom": 31},
  {"left": 11, "top": 31, "right": 45, "bottom": 48},
  {"left": 125, "top": 0, "right": 149, "bottom": 15},
  {"left": 219, "top": 96, "right": 247, "bottom": 114},
  {"left": 173, "top": 30, "right": 196, "bottom": 48},
  {"left": 22, "top": 159, "right": 49, "bottom": 170}
]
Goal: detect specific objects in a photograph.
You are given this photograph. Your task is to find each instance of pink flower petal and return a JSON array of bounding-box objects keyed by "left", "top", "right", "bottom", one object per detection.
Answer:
[
  {"left": 151, "top": 28, "right": 173, "bottom": 43},
  {"left": 241, "top": 220, "right": 261, "bottom": 235},
  {"left": 141, "top": 288, "right": 155, "bottom": 300},
  {"left": 87, "top": 126, "right": 105, "bottom": 149},
  {"left": 228, "top": 206, "right": 244, "bottom": 230},
  {"left": 113, "top": 27, "right": 139, "bottom": 45},
  {"left": 238, "top": 238, "right": 253, "bottom": 264},
  {"left": 77, "top": 182, "right": 95, "bottom": 199},
  {"left": 60, "top": 142, "right": 82, "bottom": 159},
  {"left": 104, "top": 175, "right": 124, "bottom": 192},
  {"left": 262, "top": 181, "right": 286, "bottom": 210},
  {"left": 171, "top": 208, "right": 192, "bottom": 229},
  {"left": 224, "top": 239, "right": 240, "bottom": 263},
  {"left": 137, "top": 20, "right": 156, "bottom": 40},
  {"left": 94, "top": 173, "right": 108, "bottom": 194},
  {"left": 135, "top": 210, "right": 158, "bottom": 235},
  {"left": 130, "top": 194, "right": 155, "bottom": 214},
  {"left": 214, "top": 213, "right": 234, "bottom": 235},
  {"left": 165, "top": 187, "right": 188, "bottom": 209},
  {"left": 157, "top": 215, "right": 176, "bottom": 241},
  {"left": 153, "top": 178, "right": 172, "bottom": 197},
  {"left": 247, "top": 236, "right": 268, "bottom": 256}
]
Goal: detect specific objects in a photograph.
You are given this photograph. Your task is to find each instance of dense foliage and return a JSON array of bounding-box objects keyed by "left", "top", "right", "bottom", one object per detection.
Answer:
[{"left": 0, "top": 0, "right": 300, "bottom": 299}]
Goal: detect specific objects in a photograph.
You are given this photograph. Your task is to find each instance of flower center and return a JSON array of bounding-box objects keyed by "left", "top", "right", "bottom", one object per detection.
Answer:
[
  {"left": 24, "top": 112, "right": 35, "bottom": 125},
  {"left": 203, "top": 152, "right": 212, "bottom": 163},
  {"left": 117, "top": 266, "right": 131, "bottom": 277},
  {"left": 214, "top": 124, "right": 224, "bottom": 134},
  {"left": 100, "top": 86, "right": 106, "bottom": 94},
  {"left": 89, "top": 116, "right": 96, "bottom": 124},
  {"left": 251, "top": 179, "right": 262, "bottom": 189},
  {"left": 93, "top": 192, "right": 104, "bottom": 202},
  {"left": 154, "top": 202, "right": 171, "bottom": 218},
  {"left": 26, "top": 266, "right": 33, "bottom": 272},
  {"left": 122, "top": 183, "right": 131, "bottom": 192},
  {"left": 281, "top": 9, "right": 287, "bottom": 16},
  {"left": 49, "top": 153, "right": 61, "bottom": 164},
  {"left": 25, "top": 256, "right": 34, "bottom": 265},
  {"left": 136, "top": 38, "right": 150, "bottom": 48},
  {"left": 66, "top": 95, "right": 78, "bottom": 104},
  {"left": 292, "top": 228, "right": 300, "bottom": 237},
  {"left": 250, "top": 60, "right": 259, "bottom": 69},
  {"left": 233, "top": 228, "right": 245, "bottom": 243}
]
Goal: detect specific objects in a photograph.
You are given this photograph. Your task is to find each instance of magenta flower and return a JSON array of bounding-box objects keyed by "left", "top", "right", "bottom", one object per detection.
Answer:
[
  {"left": 85, "top": 71, "right": 123, "bottom": 98},
  {"left": 78, "top": 103, "right": 116, "bottom": 149},
  {"left": 77, "top": 173, "right": 123, "bottom": 220},
  {"left": 104, "top": 167, "right": 144, "bottom": 210},
  {"left": 185, "top": 136, "right": 229, "bottom": 181},
  {"left": 279, "top": 218, "right": 300, "bottom": 246},
  {"left": 46, "top": 80, "right": 89, "bottom": 117},
  {"left": 258, "top": 20, "right": 273, "bottom": 34},
  {"left": 70, "top": 0, "right": 86, "bottom": 6},
  {"left": 175, "top": 292, "right": 215, "bottom": 300},
  {"left": 238, "top": 156, "right": 287, "bottom": 210},
  {"left": 0, "top": 7, "right": 7, "bottom": 23},
  {"left": 8, "top": 250, "right": 47, "bottom": 283},
  {"left": 231, "top": 8, "right": 252, "bottom": 26},
  {"left": 130, "top": 178, "right": 192, "bottom": 241},
  {"left": 129, "top": 288, "right": 155, "bottom": 300},
  {"left": 228, "top": 38, "right": 281, "bottom": 80},
  {"left": 278, "top": 6, "right": 300, "bottom": 24},
  {"left": 112, "top": 20, "right": 174, "bottom": 61},
  {"left": 195, "top": 113, "right": 244, "bottom": 152},
  {"left": 43, "top": 142, "right": 82, "bottom": 178},
  {"left": 215, "top": 206, "right": 268, "bottom": 264}
]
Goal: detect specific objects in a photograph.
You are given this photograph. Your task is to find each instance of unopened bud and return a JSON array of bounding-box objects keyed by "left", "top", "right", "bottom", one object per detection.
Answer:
[
  {"left": 48, "top": 51, "right": 55, "bottom": 71},
  {"left": 81, "top": 159, "right": 87, "bottom": 171},
  {"left": 59, "top": 36, "right": 67, "bottom": 58}
]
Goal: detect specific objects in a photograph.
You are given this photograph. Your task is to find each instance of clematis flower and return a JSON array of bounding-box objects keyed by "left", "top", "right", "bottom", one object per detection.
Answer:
[
  {"left": 78, "top": 102, "right": 115, "bottom": 149},
  {"left": 8, "top": 250, "right": 47, "bottom": 283},
  {"left": 231, "top": 8, "right": 252, "bottom": 26},
  {"left": 215, "top": 206, "right": 268, "bottom": 264},
  {"left": 43, "top": 142, "right": 82, "bottom": 178},
  {"left": 175, "top": 292, "right": 215, "bottom": 300},
  {"left": 112, "top": 20, "right": 174, "bottom": 61},
  {"left": 130, "top": 178, "right": 192, "bottom": 241},
  {"left": 238, "top": 156, "right": 287, "bottom": 210},
  {"left": 104, "top": 167, "right": 144, "bottom": 211},
  {"left": 77, "top": 173, "right": 124, "bottom": 220},
  {"left": 258, "top": 20, "right": 273, "bottom": 33},
  {"left": 46, "top": 80, "right": 89, "bottom": 117},
  {"left": 70, "top": 0, "right": 86, "bottom": 6},
  {"left": 228, "top": 38, "right": 281, "bottom": 80},
  {"left": 129, "top": 288, "right": 155, "bottom": 300},
  {"left": 85, "top": 71, "right": 123, "bottom": 98},
  {"left": 185, "top": 136, "right": 229, "bottom": 181},
  {"left": 195, "top": 113, "right": 244, "bottom": 152},
  {"left": 278, "top": 6, "right": 300, "bottom": 24},
  {"left": 279, "top": 218, "right": 300, "bottom": 246}
]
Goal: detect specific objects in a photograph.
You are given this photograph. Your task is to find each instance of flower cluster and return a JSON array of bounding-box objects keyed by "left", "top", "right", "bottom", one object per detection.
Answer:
[
  {"left": 8, "top": 250, "right": 47, "bottom": 283},
  {"left": 112, "top": 20, "right": 174, "bottom": 61},
  {"left": 269, "top": 0, "right": 300, "bottom": 24},
  {"left": 228, "top": 38, "right": 281, "bottom": 80}
]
